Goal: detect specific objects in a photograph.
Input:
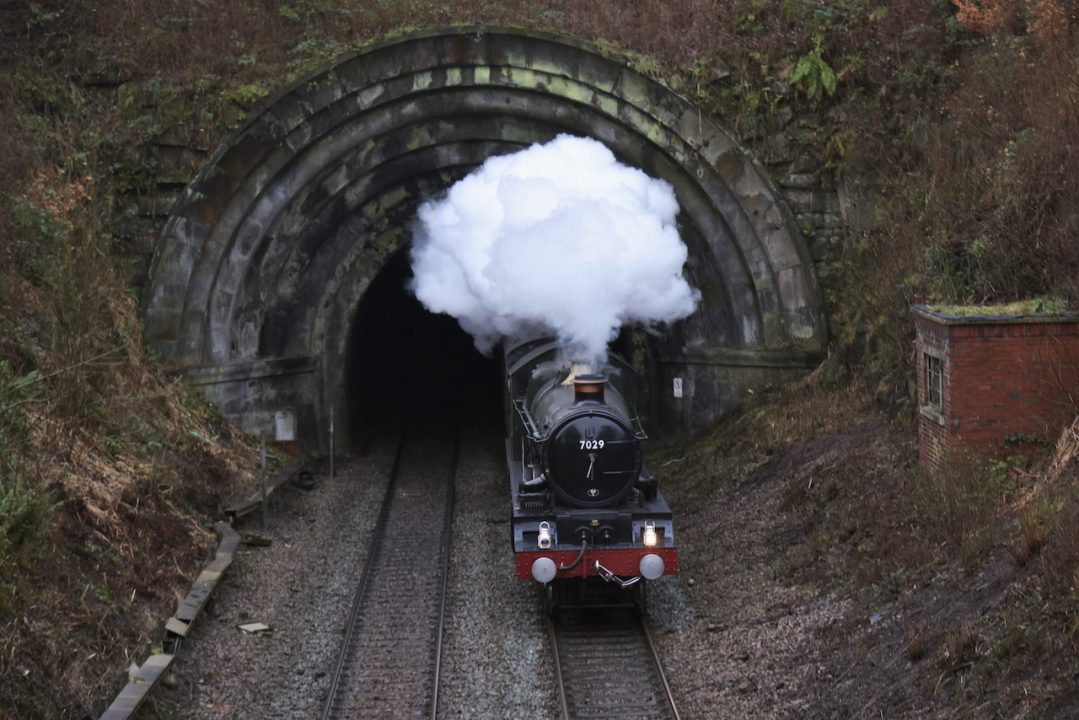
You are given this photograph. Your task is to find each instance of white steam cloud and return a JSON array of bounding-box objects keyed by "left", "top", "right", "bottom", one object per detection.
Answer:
[{"left": 409, "top": 134, "right": 700, "bottom": 364}]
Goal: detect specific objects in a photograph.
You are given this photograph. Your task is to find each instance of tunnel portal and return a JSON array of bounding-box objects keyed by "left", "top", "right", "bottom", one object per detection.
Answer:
[
  {"left": 144, "top": 27, "right": 826, "bottom": 451},
  {"left": 345, "top": 245, "right": 499, "bottom": 445}
]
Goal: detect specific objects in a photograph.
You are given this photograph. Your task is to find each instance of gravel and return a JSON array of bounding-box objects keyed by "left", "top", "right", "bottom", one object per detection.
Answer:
[
  {"left": 146, "top": 424, "right": 563, "bottom": 719},
  {"left": 149, "top": 442, "right": 396, "bottom": 719},
  {"left": 651, "top": 476, "right": 852, "bottom": 719},
  {"left": 436, "top": 421, "right": 559, "bottom": 718},
  {"left": 146, "top": 419, "right": 850, "bottom": 720}
]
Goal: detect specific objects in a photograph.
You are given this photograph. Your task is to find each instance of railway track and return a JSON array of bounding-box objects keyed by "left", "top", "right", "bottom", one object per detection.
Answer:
[
  {"left": 548, "top": 607, "right": 680, "bottom": 720},
  {"left": 321, "top": 424, "right": 457, "bottom": 719}
]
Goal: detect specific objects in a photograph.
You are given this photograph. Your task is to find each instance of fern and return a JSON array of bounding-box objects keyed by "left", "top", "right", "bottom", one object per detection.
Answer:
[{"left": 791, "top": 35, "right": 838, "bottom": 103}]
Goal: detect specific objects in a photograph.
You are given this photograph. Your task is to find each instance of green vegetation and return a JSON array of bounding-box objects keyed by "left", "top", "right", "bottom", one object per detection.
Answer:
[
  {"left": 926, "top": 297, "right": 1075, "bottom": 317},
  {"left": 790, "top": 34, "right": 838, "bottom": 103},
  {"left": 2, "top": 0, "right": 1078, "bottom": 715},
  {"left": 1, "top": 12, "right": 263, "bottom": 710},
  {"left": 656, "top": 381, "right": 1079, "bottom": 713}
]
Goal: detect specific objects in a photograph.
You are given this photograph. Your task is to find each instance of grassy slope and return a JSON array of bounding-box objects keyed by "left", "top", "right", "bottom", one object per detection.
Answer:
[
  {"left": 652, "top": 379, "right": 1079, "bottom": 715},
  {"left": 1, "top": 0, "right": 1077, "bottom": 715}
]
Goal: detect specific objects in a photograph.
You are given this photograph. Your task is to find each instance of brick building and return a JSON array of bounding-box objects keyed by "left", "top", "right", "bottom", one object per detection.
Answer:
[{"left": 913, "top": 305, "right": 1079, "bottom": 473}]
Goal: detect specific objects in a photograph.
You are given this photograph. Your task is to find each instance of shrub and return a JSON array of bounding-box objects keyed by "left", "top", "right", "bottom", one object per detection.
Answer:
[
  {"left": 790, "top": 34, "right": 838, "bottom": 103},
  {"left": 1038, "top": 419, "right": 1079, "bottom": 597},
  {"left": 0, "top": 363, "right": 54, "bottom": 612},
  {"left": 0, "top": 476, "right": 53, "bottom": 561},
  {"left": 908, "top": 454, "right": 1014, "bottom": 565}
]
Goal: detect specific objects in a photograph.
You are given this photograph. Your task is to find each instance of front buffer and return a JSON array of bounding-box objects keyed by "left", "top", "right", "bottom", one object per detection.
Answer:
[
  {"left": 515, "top": 546, "right": 680, "bottom": 581},
  {"left": 510, "top": 450, "right": 678, "bottom": 589}
]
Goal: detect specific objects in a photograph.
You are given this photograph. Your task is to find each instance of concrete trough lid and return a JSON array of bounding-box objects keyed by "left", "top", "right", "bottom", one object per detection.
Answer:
[
  {"left": 225, "top": 464, "right": 303, "bottom": 521},
  {"left": 174, "top": 521, "right": 238, "bottom": 623},
  {"left": 99, "top": 463, "right": 306, "bottom": 719},
  {"left": 164, "top": 617, "right": 190, "bottom": 638},
  {"left": 238, "top": 622, "right": 273, "bottom": 634},
  {"left": 98, "top": 653, "right": 175, "bottom": 720}
]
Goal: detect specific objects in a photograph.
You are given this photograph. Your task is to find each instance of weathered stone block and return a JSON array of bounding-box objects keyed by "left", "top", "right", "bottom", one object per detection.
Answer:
[{"left": 143, "top": 27, "right": 829, "bottom": 451}]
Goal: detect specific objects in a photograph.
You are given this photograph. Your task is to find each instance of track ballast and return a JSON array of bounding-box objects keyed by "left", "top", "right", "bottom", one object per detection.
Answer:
[
  {"left": 549, "top": 606, "right": 680, "bottom": 720},
  {"left": 321, "top": 425, "right": 457, "bottom": 719}
]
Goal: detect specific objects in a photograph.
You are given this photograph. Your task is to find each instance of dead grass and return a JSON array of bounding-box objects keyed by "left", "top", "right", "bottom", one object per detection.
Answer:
[
  {"left": 655, "top": 377, "right": 1079, "bottom": 713},
  {"left": 937, "top": 623, "right": 979, "bottom": 674},
  {"left": 2, "top": 0, "right": 1077, "bottom": 714},
  {"left": 0, "top": 29, "right": 260, "bottom": 711},
  {"left": 1012, "top": 501, "right": 1051, "bottom": 566},
  {"left": 668, "top": 379, "right": 1079, "bottom": 713},
  {"left": 907, "top": 454, "right": 1014, "bottom": 567},
  {"left": 906, "top": 628, "right": 927, "bottom": 662},
  {"left": 651, "top": 373, "right": 876, "bottom": 507},
  {"left": 1035, "top": 418, "right": 1079, "bottom": 596},
  {"left": 0, "top": 288, "right": 259, "bottom": 715}
]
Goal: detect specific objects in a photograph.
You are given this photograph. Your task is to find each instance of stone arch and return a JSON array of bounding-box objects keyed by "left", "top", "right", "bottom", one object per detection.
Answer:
[{"left": 143, "top": 26, "right": 826, "bottom": 448}]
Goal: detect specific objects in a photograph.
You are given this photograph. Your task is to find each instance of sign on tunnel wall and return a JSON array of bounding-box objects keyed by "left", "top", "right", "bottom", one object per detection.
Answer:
[{"left": 142, "top": 26, "right": 827, "bottom": 451}]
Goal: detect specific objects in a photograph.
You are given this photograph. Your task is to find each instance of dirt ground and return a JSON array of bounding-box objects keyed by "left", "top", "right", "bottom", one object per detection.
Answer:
[
  {"left": 121, "top": 389, "right": 1079, "bottom": 719},
  {"left": 655, "top": 404, "right": 1079, "bottom": 719}
]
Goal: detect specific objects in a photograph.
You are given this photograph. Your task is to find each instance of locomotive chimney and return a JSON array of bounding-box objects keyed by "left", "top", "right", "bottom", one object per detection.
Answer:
[{"left": 573, "top": 374, "right": 607, "bottom": 403}]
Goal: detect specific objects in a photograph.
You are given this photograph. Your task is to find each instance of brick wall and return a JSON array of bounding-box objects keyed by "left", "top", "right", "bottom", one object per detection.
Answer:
[{"left": 913, "top": 306, "right": 1079, "bottom": 473}]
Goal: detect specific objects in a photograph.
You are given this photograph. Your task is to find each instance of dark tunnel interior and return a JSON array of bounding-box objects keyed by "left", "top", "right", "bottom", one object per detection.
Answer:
[{"left": 344, "top": 244, "right": 501, "bottom": 448}]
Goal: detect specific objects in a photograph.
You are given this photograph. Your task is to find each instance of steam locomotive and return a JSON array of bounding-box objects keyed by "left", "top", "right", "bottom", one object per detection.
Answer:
[{"left": 504, "top": 337, "right": 678, "bottom": 611}]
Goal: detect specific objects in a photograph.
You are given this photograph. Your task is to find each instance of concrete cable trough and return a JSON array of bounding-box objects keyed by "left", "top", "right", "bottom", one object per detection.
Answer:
[{"left": 98, "top": 465, "right": 304, "bottom": 720}]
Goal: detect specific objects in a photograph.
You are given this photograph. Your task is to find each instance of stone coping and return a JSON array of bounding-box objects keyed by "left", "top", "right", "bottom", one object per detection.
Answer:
[{"left": 912, "top": 304, "right": 1079, "bottom": 326}]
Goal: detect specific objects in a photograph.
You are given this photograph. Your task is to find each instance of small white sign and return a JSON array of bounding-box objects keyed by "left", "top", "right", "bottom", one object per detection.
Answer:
[
  {"left": 673, "top": 377, "right": 683, "bottom": 399},
  {"left": 274, "top": 410, "right": 297, "bottom": 442}
]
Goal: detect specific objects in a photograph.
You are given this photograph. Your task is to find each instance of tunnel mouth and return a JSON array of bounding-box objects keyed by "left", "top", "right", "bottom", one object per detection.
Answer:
[
  {"left": 143, "top": 28, "right": 827, "bottom": 449},
  {"left": 344, "top": 244, "right": 500, "bottom": 450}
]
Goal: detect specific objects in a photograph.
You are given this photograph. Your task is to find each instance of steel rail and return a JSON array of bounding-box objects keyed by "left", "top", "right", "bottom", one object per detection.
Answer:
[
  {"left": 428, "top": 427, "right": 458, "bottom": 720},
  {"left": 320, "top": 423, "right": 457, "bottom": 719},
  {"left": 320, "top": 427, "right": 407, "bottom": 720},
  {"left": 547, "top": 606, "right": 680, "bottom": 720},
  {"left": 641, "top": 619, "right": 681, "bottom": 720},
  {"left": 546, "top": 615, "right": 572, "bottom": 720}
]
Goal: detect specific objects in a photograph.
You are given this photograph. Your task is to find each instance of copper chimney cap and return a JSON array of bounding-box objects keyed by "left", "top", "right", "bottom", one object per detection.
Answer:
[{"left": 573, "top": 373, "right": 607, "bottom": 403}]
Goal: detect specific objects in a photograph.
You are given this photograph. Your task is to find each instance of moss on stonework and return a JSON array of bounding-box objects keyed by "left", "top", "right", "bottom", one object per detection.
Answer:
[
  {"left": 928, "top": 297, "right": 1072, "bottom": 317},
  {"left": 590, "top": 38, "right": 666, "bottom": 81}
]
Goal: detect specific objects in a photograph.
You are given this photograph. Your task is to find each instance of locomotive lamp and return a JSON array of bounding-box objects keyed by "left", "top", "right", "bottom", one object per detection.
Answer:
[
  {"left": 537, "top": 521, "right": 552, "bottom": 549},
  {"left": 642, "top": 521, "right": 658, "bottom": 547}
]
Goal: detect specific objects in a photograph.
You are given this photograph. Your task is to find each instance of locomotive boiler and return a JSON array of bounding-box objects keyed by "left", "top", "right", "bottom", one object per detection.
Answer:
[{"left": 504, "top": 337, "right": 678, "bottom": 610}]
